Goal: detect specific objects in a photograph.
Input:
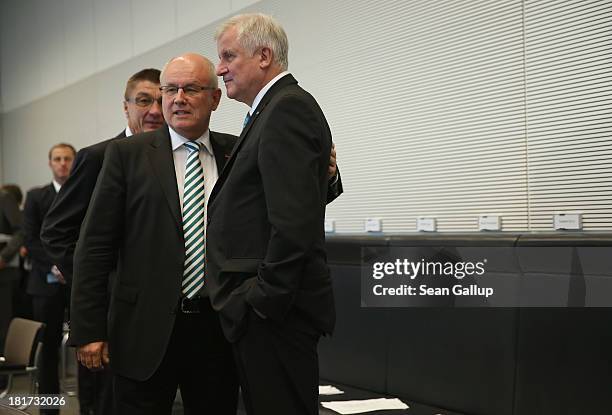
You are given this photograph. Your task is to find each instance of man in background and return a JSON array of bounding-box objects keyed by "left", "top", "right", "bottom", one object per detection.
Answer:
[
  {"left": 0, "top": 183, "right": 24, "bottom": 387},
  {"left": 42, "top": 68, "right": 163, "bottom": 279},
  {"left": 41, "top": 68, "right": 163, "bottom": 415},
  {"left": 0, "top": 184, "right": 31, "bottom": 321},
  {"left": 23, "top": 143, "right": 75, "bottom": 415}
]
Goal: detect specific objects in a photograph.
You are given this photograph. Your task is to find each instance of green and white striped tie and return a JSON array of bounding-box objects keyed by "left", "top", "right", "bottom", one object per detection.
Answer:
[{"left": 181, "top": 141, "right": 205, "bottom": 298}]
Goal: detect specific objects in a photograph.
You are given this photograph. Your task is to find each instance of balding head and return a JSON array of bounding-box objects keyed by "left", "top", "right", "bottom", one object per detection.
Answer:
[
  {"left": 161, "top": 53, "right": 218, "bottom": 89},
  {"left": 160, "top": 53, "right": 222, "bottom": 139}
]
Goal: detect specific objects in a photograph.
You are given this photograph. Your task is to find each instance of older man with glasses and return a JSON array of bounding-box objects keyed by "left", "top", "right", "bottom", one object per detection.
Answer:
[{"left": 67, "top": 54, "right": 240, "bottom": 415}]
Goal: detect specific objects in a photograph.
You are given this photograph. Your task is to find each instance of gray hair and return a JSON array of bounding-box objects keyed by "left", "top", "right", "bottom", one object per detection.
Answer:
[{"left": 216, "top": 13, "right": 289, "bottom": 71}]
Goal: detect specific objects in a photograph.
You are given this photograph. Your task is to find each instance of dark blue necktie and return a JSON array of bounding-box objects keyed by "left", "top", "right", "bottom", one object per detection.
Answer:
[{"left": 243, "top": 112, "right": 251, "bottom": 128}]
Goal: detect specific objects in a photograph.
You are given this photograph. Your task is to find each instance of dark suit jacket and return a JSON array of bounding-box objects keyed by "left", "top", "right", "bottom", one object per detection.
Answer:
[
  {"left": 0, "top": 190, "right": 23, "bottom": 265},
  {"left": 206, "top": 74, "right": 336, "bottom": 342},
  {"left": 41, "top": 130, "right": 127, "bottom": 281},
  {"left": 24, "top": 184, "right": 59, "bottom": 296},
  {"left": 71, "top": 126, "right": 236, "bottom": 381}
]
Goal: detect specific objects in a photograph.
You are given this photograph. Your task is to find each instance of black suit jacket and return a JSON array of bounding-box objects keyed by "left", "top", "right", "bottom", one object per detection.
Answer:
[
  {"left": 41, "top": 130, "right": 127, "bottom": 281},
  {"left": 24, "top": 183, "right": 59, "bottom": 296},
  {"left": 0, "top": 191, "right": 23, "bottom": 265},
  {"left": 207, "top": 74, "right": 336, "bottom": 342},
  {"left": 71, "top": 126, "right": 236, "bottom": 381},
  {"left": 42, "top": 126, "right": 342, "bottom": 280}
]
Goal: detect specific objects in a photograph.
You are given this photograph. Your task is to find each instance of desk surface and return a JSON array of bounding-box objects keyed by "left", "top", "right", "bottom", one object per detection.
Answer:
[{"left": 319, "top": 382, "right": 465, "bottom": 415}]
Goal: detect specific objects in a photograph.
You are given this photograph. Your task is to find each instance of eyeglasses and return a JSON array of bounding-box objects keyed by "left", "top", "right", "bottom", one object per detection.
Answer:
[
  {"left": 159, "top": 84, "right": 216, "bottom": 97},
  {"left": 126, "top": 95, "right": 162, "bottom": 108}
]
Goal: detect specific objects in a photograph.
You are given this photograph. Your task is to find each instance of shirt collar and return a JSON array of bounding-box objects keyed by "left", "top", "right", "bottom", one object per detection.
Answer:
[
  {"left": 52, "top": 180, "right": 61, "bottom": 192},
  {"left": 125, "top": 126, "right": 133, "bottom": 137},
  {"left": 168, "top": 126, "right": 213, "bottom": 155},
  {"left": 249, "top": 71, "right": 290, "bottom": 115}
]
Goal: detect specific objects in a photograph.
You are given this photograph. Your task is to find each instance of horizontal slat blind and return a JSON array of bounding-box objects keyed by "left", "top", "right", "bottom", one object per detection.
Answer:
[
  {"left": 296, "top": 0, "right": 530, "bottom": 232},
  {"left": 3, "top": 0, "right": 610, "bottom": 232},
  {"left": 525, "top": 0, "right": 612, "bottom": 231}
]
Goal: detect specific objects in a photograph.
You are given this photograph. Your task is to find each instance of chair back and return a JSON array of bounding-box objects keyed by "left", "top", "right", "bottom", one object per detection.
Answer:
[
  {"left": 3, "top": 318, "right": 45, "bottom": 366},
  {"left": 0, "top": 403, "right": 30, "bottom": 414}
]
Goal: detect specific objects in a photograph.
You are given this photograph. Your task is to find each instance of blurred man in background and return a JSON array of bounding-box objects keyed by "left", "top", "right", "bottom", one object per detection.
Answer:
[
  {"left": 23, "top": 143, "right": 75, "bottom": 415},
  {"left": 0, "top": 183, "right": 24, "bottom": 390}
]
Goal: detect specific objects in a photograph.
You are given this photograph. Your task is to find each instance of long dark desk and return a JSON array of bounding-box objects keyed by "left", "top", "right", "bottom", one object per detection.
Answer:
[{"left": 319, "top": 233, "right": 612, "bottom": 415}]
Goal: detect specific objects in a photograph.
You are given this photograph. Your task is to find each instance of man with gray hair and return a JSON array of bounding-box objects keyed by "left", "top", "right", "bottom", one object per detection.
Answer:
[{"left": 208, "top": 13, "right": 336, "bottom": 415}]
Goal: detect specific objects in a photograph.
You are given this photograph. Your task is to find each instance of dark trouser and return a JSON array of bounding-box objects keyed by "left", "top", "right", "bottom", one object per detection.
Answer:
[
  {"left": 78, "top": 363, "right": 114, "bottom": 415},
  {"left": 0, "top": 268, "right": 21, "bottom": 390},
  {"left": 0, "top": 267, "right": 21, "bottom": 352},
  {"left": 113, "top": 299, "right": 238, "bottom": 415},
  {"left": 32, "top": 286, "right": 68, "bottom": 415},
  {"left": 233, "top": 310, "right": 321, "bottom": 415}
]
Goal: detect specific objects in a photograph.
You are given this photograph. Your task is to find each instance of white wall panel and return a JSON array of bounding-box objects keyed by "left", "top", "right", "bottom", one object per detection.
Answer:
[
  {"left": 176, "top": 0, "right": 231, "bottom": 38},
  {"left": 94, "top": 68, "right": 133, "bottom": 139},
  {"left": 231, "top": 0, "right": 261, "bottom": 11},
  {"left": 131, "top": 0, "right": 177, "bottom": 55},
  {"left": 2, "top": 102, "right": 58, "bottom": 190},
  {"left": 1, "top": 1, "right": 40, "bottom": 111},
  {"left": 0, "top": 0, "right": 263, "bottom": 113},
  {"left": 94, "top": 0, "right": 133, "bottom": 71},
  {"left": 37, "top": 0, "right": 66, "bottom": 98},
  {"left": 0, "top": 2, "right": 20, "bottom": 111},
  {"left": 63, "top": 0, "right": 96, "bottom": 86}
]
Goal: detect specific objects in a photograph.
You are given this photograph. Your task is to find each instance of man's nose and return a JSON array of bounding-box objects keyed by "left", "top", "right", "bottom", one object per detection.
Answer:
[
  {"left": 149, "top": 99, "right": 162, "bottom": 114},
  {"left": 174, "top": 88, "right": 187, "bottom": 103},
  {"left": 216, "top": 64, "right": 225, "bottom": 76}
]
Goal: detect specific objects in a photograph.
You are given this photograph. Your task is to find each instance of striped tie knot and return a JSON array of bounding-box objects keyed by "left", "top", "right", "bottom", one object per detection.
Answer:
[{"left": 184, "top": 141, "right": 201, "bottom": 153}]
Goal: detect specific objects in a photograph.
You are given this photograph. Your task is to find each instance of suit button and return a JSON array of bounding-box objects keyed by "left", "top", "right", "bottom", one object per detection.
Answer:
[{"left": 207, "top": 218, "right": 211, "bottom": 225}]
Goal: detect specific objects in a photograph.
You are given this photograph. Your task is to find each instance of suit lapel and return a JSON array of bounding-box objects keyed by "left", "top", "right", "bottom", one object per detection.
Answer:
[
  {"left": 147, "top": 127, "right": 182, "bottom": 228},
  {"left": 210, "top": 74, "right": 298, "bottom": 206},
  {"left": 210, "top": 131, "right": 233, "bottom": 174},
  {"left": 226, "top": 74, "right": 297, "bottom": 163},
  {"left": 45, "top": 183, "right": 57, "bottom": 208}
]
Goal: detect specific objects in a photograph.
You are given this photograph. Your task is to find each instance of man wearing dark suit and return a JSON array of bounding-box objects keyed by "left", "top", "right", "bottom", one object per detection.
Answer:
[
  {"left": 70, "top": 54, "right": 239, "bottom": 415},
  {"left": 40, "top": 68, "right": 164, "bottom": 415},
  {"left": 23, "top": 143, "right": 76, "bottom": 415},
  {"left": 0, "top": 187, "right": 23, "bottom": 357},
  {"left": 42, "top": 68, "right": 164, "bottom": 282},
  {"left": 68, "top": 54, "right": 342, "bottom": 415},
  {"left": 210, "top": 13, "right": 336, "bottom": 415}
]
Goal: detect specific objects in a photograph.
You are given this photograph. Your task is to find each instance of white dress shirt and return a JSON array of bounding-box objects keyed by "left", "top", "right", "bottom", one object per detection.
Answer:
[
  {"left": 168, "top": 127, "right": 219, "bottom": 226},
  {"left": 248, "top": 71, "right": 290, "bottom": 116},
  {"left": 52, "top": 179, "right": 62, "bottom": 193}
]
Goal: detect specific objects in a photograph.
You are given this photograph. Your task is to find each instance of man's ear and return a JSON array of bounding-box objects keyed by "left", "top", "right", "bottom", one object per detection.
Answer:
[
  {"left": 259, "top": 47, "right": 273, "bottom": 69},
  {"left": 211, "top": 88, "right": 222, "bottom": 111},
  {"left": 123, "top": 101, "right": 129, "bottom": 118}
]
